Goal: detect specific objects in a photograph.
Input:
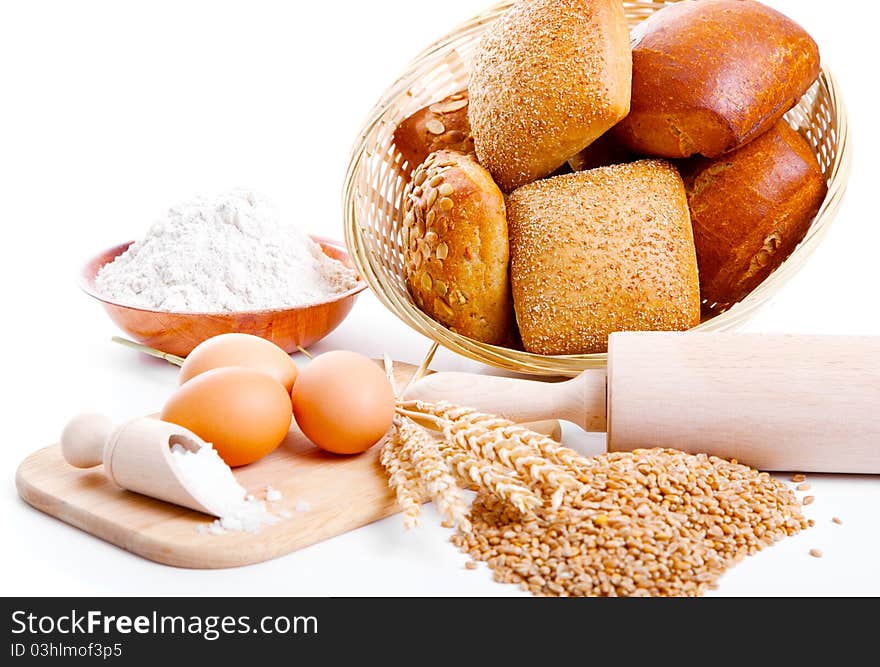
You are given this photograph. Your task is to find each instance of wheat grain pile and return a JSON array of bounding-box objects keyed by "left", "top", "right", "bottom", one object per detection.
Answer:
[
  {"left": 453, "top": 448, "right": 810, "bottom": 597},
  {"left": 382, "top": 399, "right": 810, "bottom": 598}
]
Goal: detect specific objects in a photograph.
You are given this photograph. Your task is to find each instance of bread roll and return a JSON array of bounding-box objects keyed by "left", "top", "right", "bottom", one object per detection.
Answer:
[
  {"left": 615, "top": 0, "right": 820, "bottom": 159},
  {"left": 403, "top": 150, "right": 514, "bottom": 345},
  {"left": 469, "top": 0, "right": 632, "bottom": 192},
  {"left": 393, "top": 91, "right": 474, "bottom": 175},
  {"left": 681, "top": 121, "right": 827, "bottom": 311},
  {"left": 508, "top": 160, "right": 700, "bottom": 355}
]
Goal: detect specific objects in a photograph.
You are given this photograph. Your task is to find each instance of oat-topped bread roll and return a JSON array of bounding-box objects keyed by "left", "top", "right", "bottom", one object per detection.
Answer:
[
  {"left": 393, "top": 91, "right": 474, "bottom": 175},
  {"left": 403, "top": 150, "right": 514, "bottom": 345},
  {"left": 615, "top": 0, "right": 820, "bottom": 159},
  {"left": 681, "top": 121, "right": 827, "bottom": 312},
  {"left": 469, "top": 0, "right": 631, "bottom": 192},
  {"left": 508, "top": 160, "right": 701, "bottom": 355}
]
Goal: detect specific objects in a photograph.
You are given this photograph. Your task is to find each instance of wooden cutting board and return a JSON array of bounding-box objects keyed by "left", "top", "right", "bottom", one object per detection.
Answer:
[{"left": 15, "top": 362, "right": 423, "bottom": 570}]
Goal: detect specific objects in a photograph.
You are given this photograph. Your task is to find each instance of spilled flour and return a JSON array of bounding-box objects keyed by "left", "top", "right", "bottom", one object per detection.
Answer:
[
  {"left": 170, "top": 443, "right": 279, "bottom": 535},
  {"left": 96, "top": 190, "right": 360, "bottom": 313}
]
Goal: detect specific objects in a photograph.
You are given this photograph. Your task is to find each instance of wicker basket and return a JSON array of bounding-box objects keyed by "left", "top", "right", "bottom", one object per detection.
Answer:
[{"left": 344, "top": 0, "right": 852, "bottom": 377}]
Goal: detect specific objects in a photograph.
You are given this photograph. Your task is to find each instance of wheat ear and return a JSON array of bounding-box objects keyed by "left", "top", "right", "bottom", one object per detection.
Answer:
[
  {"left": 403, "top": 401, "right": 580, "bottom": 506},
  {"left": 493, "top": 422, "right": 594, "bottom": 477},
  {"left": 437, "top": 439, "right": 542, "bottom": 514},
  {"left": 380, "top": 422, "right": 424, "bottom": 529},
  {"left": 397, "top": 416, "right": 472, "bottom": 533}
]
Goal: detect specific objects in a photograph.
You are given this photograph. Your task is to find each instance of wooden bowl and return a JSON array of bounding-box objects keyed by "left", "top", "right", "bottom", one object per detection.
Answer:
[{"left": 80, "top": 237, "right": 367, "bottom": 357}]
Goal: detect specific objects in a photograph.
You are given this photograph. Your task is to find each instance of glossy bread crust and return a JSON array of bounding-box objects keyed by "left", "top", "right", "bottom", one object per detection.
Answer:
[
  {"left": 681, "top": 121, "right": 828, "bottom": 310},
  {"left": 615, "top": 0, "right": 820, "bottom": 158}
]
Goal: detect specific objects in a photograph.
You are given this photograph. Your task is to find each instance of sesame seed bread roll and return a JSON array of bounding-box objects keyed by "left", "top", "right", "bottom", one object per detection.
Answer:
[
  {"left": 615, "top": 0, "right": 820, "bottom": 159},
  {"left": 469, "top": 0, "right": 632, "bottom": 192},
  {"left": 507, "top": 160, "right": 701, "bottom": 355},
  {"left": 403, "top": 150, "right": 514, "bottom": 345},
  {"left": 393, "top": 91, "right": 474, "bottom": 176},
  {"left": 680, "top": 121, "right": 827, "bottom": 312}
]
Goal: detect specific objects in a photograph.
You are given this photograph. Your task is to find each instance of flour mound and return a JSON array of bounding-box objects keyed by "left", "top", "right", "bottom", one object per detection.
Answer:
[
  {"left": 95, "top": 190, "right": 360, "bottom": 313},
  {"left": 170, "top": 443, "right": 280, "bottom": 535}
]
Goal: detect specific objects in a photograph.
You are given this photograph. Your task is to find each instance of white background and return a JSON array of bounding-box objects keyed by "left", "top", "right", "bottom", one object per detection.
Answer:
[{"left": 1, "top": 0, "right": 878, "bottom": 597}]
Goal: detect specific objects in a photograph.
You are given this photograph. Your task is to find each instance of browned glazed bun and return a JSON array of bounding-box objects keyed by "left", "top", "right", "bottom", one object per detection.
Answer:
[
  {"left": 507, "top": 160, "right": 701, "bottom": 355},
  {"left": 469, "top": 0, "right": 632, "bottom": 192},
  {"left": 680, "top": 121, "right": 827, "bottom": 312},
  {"left": 403, "top": 150, "right": 514, "bottom": 345},
  {"left": 393, "top": 91, "right": 474, "bottom": 176},
  {"left": 615, "top": 0, "right": 820, "bottom": 159}
]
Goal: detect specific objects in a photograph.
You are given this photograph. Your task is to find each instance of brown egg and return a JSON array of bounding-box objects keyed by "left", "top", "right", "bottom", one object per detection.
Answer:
[
  {"left": 292, "top": 351, "right": 396, "bottom": 455},
  {"left": 162, "top": 366, "right": 293, "bottom": 467},
  {"left": 179, "top": 333, "right": 299, "bottom": 393}
]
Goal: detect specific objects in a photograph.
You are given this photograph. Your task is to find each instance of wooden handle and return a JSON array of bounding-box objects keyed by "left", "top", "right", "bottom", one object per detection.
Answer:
[
  {"left": 607, "top": 332, "right": 880, "bottom": 473},
  {"left": 404, "top": 371, "right": 607, "bottom": 432},
  {"left": 61, "top": 413, "right": 113, "bottom": 468}
]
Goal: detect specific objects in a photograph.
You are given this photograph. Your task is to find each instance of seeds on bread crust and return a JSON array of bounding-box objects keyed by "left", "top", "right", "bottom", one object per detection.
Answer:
[
  {"left": 402, "top": 150, "right": 513, "bottom": 345},
  {"left": 393, "top": 91, "right": 476, "bottom": 175},
  {"left": 430, "top": 98, "right": 469, "bottom": 114},
  {"left": 404, "top": 157, "right": 458, "bottom": 312},
  {"left": 425, "top": 119, "right": 446, "bottom": 135}
]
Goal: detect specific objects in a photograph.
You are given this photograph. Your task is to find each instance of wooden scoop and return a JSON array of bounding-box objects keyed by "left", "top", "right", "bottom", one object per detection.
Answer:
[
  {"left": 405, "top": 332, "right": 880, "bottom": 474},
  {"left": 61, "top": 414, "right": 228, "bottom": 516}
]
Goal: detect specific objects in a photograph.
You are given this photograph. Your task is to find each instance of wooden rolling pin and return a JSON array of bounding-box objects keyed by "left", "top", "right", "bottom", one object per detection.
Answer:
[{"left": 406, "top": 332, "right": 880, "bottom": 473}]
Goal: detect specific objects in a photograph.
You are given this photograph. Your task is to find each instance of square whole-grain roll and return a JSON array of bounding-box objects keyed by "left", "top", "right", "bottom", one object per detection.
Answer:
[{"left": 508, "top": 160, "right": 701, "bottom": 355}]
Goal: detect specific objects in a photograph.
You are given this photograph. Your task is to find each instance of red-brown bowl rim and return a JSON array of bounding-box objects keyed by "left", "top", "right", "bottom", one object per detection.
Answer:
[{"left": 80, "top": 236, "right": 368, "bottom": 316}]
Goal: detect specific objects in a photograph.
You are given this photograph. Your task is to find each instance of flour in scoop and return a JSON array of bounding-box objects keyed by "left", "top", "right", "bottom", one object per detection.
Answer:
[
  {"left": 95, "top": 190, "right": 360, "bottom": 313},
  {"left": 170, "top": 443, "right": 280, "bottom": 535}
]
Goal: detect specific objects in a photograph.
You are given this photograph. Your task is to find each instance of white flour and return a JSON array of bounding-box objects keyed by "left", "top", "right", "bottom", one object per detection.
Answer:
[
  {"left": 95, "top": 190, "right": 360, "bottom": 313},
  {"left": 170, "top": 443, "right": 279, "bottom": 535}
]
